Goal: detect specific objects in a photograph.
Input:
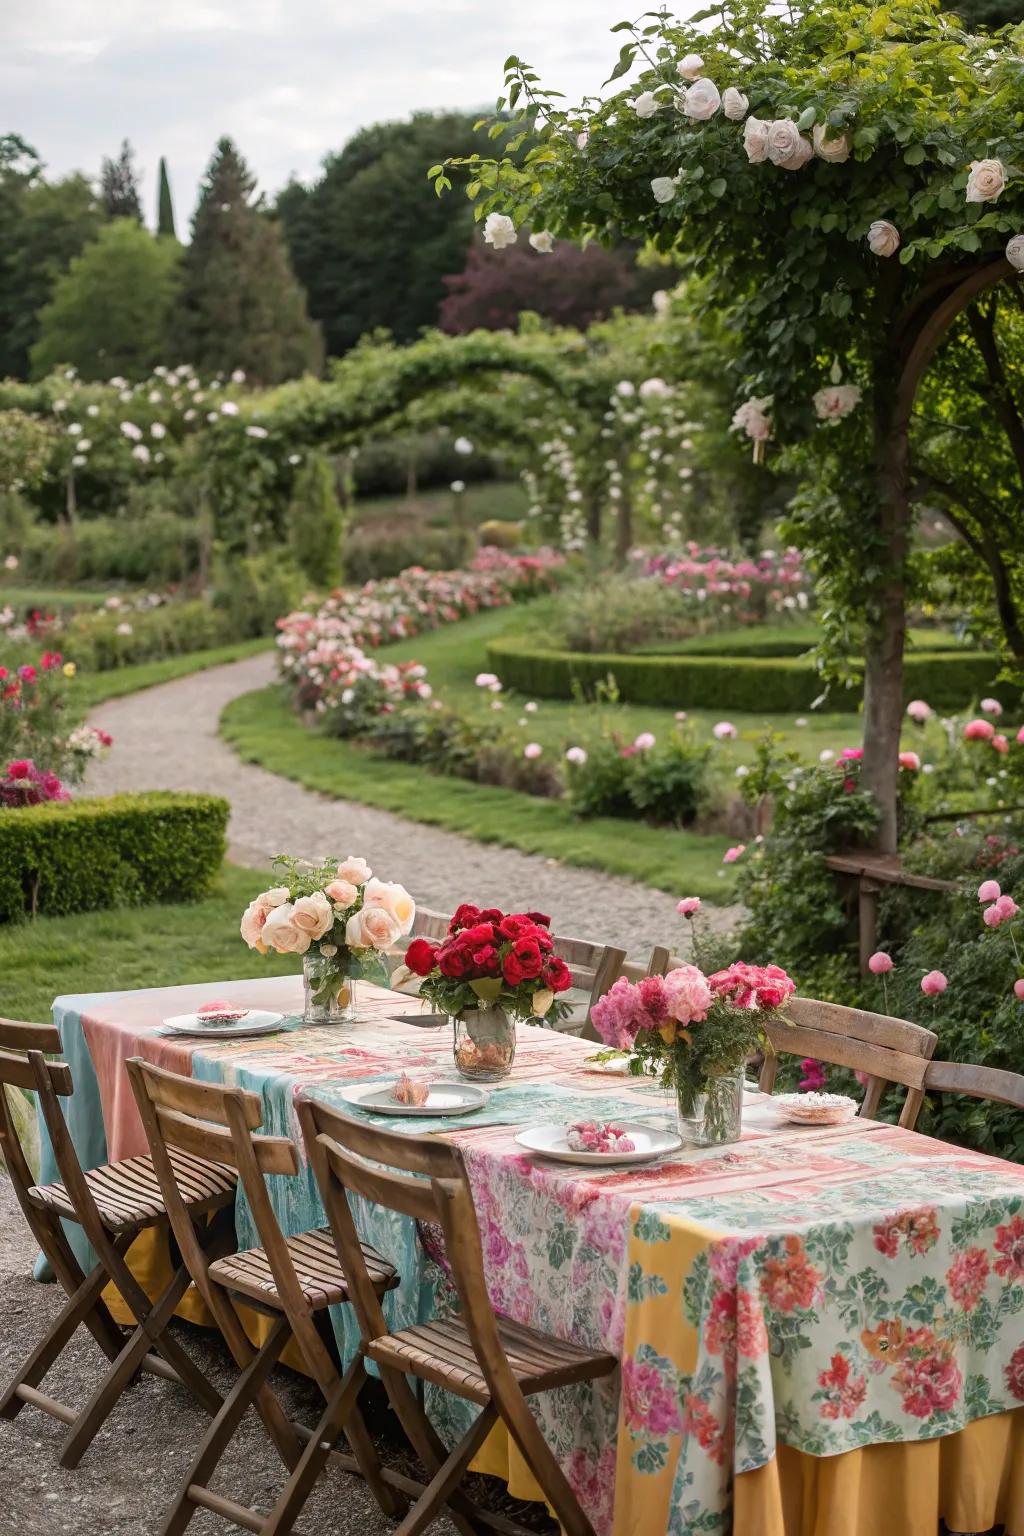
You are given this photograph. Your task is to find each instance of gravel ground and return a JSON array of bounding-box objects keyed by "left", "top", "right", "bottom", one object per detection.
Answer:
[
  {"left": 83, "top": 653, "right": 741, "bottom": 957},
  {"left": 0, "top": 1174, "right": 552, "bottom": 1536}
]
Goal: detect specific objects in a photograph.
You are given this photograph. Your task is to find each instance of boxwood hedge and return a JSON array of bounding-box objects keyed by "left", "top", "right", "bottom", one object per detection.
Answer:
[
  {"left": 0, "top": 792, "right": 229, "bottom": 923},
  {"left": 485, "top": 638, "right": 1015, "bottom": 715}
]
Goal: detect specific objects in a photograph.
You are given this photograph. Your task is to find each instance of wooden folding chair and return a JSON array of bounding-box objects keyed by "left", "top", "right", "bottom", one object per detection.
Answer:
[
  {"left": 298, "top": 1097, "right": 617, "bottom": 1536},
  {"left": 757, "top": 996, "right": 938, "bottom": 1129},
  {"left": 0, "top": 1018, "right": 235, "bottom": 1468},
  {"left": 900, "top": 1058, "right": 1024, "bottom": 1125},
  {"left": 126, "top": 1056, "right": 403, "bottom": 1536}
]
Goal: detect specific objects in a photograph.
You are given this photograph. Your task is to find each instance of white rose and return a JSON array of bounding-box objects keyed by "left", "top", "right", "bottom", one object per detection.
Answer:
[
  {"left": 639, "top": 377, "right": 670, "bottom": 398},
  {"left": 867, "top": 220, "right": 900, "bottom": 257},
  {"left": 651, "top": 175, "right": 679, "bottom": 205},
  {"left": 325, "top": 877, "right": 358, "bottom": 909},
  {"left": 362, "top": 878, "right": 416, "bottom": 936},
  {"left": 240, "top": 900, "right": 269, "bottom": 952},
  {"left": 812, "top": 124, "right": 851, "bottom": 163},
  {"left": 677, "top": 53, "right": 704, "bottom": 79},
  {"left": 631, "top": 91, "right": 661, "bottom": 119},
  {"left": 683, "top": 77, "right": 721, "bottom": 121},
  {"left": 966, "top": 158, "right": 1006, "bottom": 204},
  {"left": 722, "top": 87, "right": 748, "bottom": 121},
  {"left": 263, "top": 885, "right": 290, "bottom": 908},
  {"left": 731, "top": 397, "right": 772, "bottom": 442},
  {"left": 651, "top": 289, "right": 672, "bottom": 317},
  {"left": 483, "top": 212, "right": 517, "bottom": 249},
  {"left": 291, "top": 891, "right": 334, "bottom": 942},
  {"left": 262, "top": 903, "right": 311, "bottom": 955},
  {"left": 778, "top": 134, "right": 813, "bottom": 171},
  {"left": 743, "top": 117, "right": 769, "bottom": 164},
  {"left": 813, "top": 383, "right": 862, "bottom": 421},
  {"left": 765, "top": 120, "right": 802, "bottom": 165},
  {"left": 529, "top": 230, "right": 554, "bottom": 253},
  {"left": 346, "top": 905, "right": 401, "bottom": 951},
  {"left": 1006, "top": 235, "right": 1024, "bottom": 271},
  {"left": 336, "top": 856, "right": 372, "bottom": 885}
]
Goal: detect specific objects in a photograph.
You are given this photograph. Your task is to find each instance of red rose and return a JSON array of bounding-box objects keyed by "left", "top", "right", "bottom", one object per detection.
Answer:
[
  {"left": 449, "top": 904, "right": 481, "bottom": 932},
  {"left": 525, "top": 910, "right": 551, "bottom": 928},
  {"left": 404, "top": 939, "right": 438, "bottom": 977},
  {"left": 498, "top": 914, "right": 534, "bottom": 940},
  {"left": 542, "top": 956, "right": 572, "bottom": 992},
  {"left": 462, "top": 921, "right": 499, "bottom": 948},
  {"left": 471, "top": 945, "right": 501, "bottom": 975},
  {"left": 502, "top": 952, "right": 528, "bottom": 986},
  {"left": 478, "top": 907, "right": 504, "bottom": 924},
  {"left": 504, "top": 936, "right": 543, "bottom": 984},
  {"left": 7, "top": 760, "right": 32, "bottom": 780},
  {"left": 438, "top": 944, "right": 471, "bottom": 979}
]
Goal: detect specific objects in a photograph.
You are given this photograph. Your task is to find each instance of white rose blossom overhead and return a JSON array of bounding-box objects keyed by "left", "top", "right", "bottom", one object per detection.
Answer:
[
  {"left": 867, "top": 219, "right": 901, "bottom": 257},
  {"left": 731, "top": 396, "right": 772, "bottom": 442},
  {"left": 631, "top": 91, "right": 662, "bottom": 118},
  {"left": 683, "top": 77, "right": 721, "bottom": 121},
  {"left": 966, "top": 158, "right": 1006, "bottom": 203},
  {"left": 812, "top": 125, "right": 851, "bottom": 163},
  {"left": 721, "top": 87, "right": 748, "bottom": 121},
  {"left": 743, "top": 117, "right": 770, "bottom": 164},
  {"left": 677, "top": 53, "right": 704, "bottom": 79},
  {"left": 765, "top": 120, "right": 803, "bottom": 165},
  {"left": 483, "top": 212, "right": 517, "bottom": 248},
  {"left": 529, "top": 230, "right": 555, "bottom": 252},
  {"left": 1006, "top": 235, "right": 1024, "bottom": 271},
  {"left": 813, "top": 383, "right": 862, "bottom": 421}
]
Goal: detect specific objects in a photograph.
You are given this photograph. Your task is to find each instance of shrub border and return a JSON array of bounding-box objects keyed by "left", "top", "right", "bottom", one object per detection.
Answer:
[{"left": 485, "top": 637, "right": 1015, "bottom": 714}]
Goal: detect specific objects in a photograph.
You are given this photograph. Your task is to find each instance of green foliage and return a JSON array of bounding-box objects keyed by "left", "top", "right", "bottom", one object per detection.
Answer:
[
  {"left": 99, "top": 139, "right": 142, "bottom": 222},
  {"left": 343, "top": 527, "right": 469, "bottom": 583},
  {"left": 62, "top": 598, "right": 233, "bottom": 671},
  {"left": 15, "top": 512, "right": 200, "bottom": 586},
  {"left": 485, "top": 637, "right": 1010, "bottom": 713},
  {"left": 30, "top": 221, "right": 182, "bottom": 382},
  {"left": 210, "top": 553, "right": 307, "bottom": 641},
  {"left": 548, "top": 577, "right": 695, "bottom": 653},
  {"left": 943, "top": 0, "right": 1024, "bottom": 27},
  {"left": 277, "top": 113, "right": 497, "bottom": 357},
  {"left": 287, "top": 452, "right": 344, "bottom": 586},
  {"left": 565, "top": 726, "right": 716, "bottom": 825},
  {"left": 0, "top": 792, "right": 228, "bottom": 922},
  {"left": 176, "top": 138, "right": 322, "bottom": 385},
  {"left": 156, "top": 156, "right": 176, "bottom": 240},
  {"left": 0, "top": 137, "right": 105, "bottom": 379}
]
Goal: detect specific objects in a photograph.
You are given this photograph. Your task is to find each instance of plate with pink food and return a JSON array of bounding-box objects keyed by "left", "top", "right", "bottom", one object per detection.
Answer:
[
  {"left": 160, "top": 1001, "right": 285, "bottom": 1039},
  {"left": 341, "top": 1074, "right": 489, "bottom": 1117},
  {"left": 515, "top": 1119, "right": 682, "bottom": 1166}
]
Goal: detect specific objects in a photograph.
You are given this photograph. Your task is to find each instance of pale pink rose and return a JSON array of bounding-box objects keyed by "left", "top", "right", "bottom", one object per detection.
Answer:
[
  {"left": 743, "top": 116, "right": 769, "bottom": 163},
  {"left": 713, "top": 720, "right": 737, "bottom": 739},
  {"left": 964, "top": 719, "right": 995, "bottom": 742},
  {"left": 906, "top": 699, "right": 932, "bottom": 723},
  {"left": 867, "top": 220, "right": 900, "bottom": 258},
  {"left": 995, "top": 894, "right": 1019, "bottom": 920},
  {"left": 978, "top": 880, "right": 1001, "bottom": 903},
  {"left": 983, "top": 904, "right": 1004, "bottom": 929},
  {"left": 722, "top": 87, "right": 748, "bottom": 121},
  {"left": 262, "top": 885, "right": 290, "bottom": 907},
  {"left": 1014, "top": 979, "right": 1024, "bottom": 1001},
  {"left": 262, "top": 902, "right": 312, "bottom": 955},
  {"left": 812, "top": 124, "right": 850, "bottom": 163},
  {"left": 993, "top": 734, "right": 1009, "bottom": 755},
  {"left": 980, "top": 697, "right": 1003, "bottom": 716},
  {"left": 290, "top": 891, "right": 334, "bottom": 941},
  {"left": 634, "top": 732, "right": 656, "bottom": 750},
  {"left": 682, "top": 77, "right": 721, "bottom": 121},
  {"left": 240, "top": 900, "right": 269, "bottom": 951},
  {"left": 346, "top": 905, "right": 401, "bottom": 950},
  {"left": 723, "top": 844, "right": 746, "bottom": 864},
  {"left": 898, "top": 751, "right": 920, "bottom": 771},
  {"left": 1018, "top": 726, "right": 1024, "bottom": 745},
  {"left": 677, "top": 897, "right": 702, "bottom": 917},
  {"left": 363, "top": 877, "right": 416, "bottom": 935},
  {"left": 325, "top": 878, "right": 358, "bottom": 908},
  {"left": 921, "top": 970, "right": 947, "bottom": 996},
  {"left": 676, "top": 52, "right": 704, "bottom": 79},
  {"left": 524, "top": 742, "right": 542, "bottom": 759},
  {"left": 966, "top": 158, "right": 1006, "bottom": 204},
  {"left": 868, "top": 952, "right": 893, "bottom": 975},
  {"left": 336, "top": 855, "right": 372, "bottom": 885}
]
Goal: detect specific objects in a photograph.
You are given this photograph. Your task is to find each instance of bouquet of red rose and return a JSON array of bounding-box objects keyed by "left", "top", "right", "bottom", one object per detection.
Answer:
[{"left": 402, "top": 903, "right": 573, "bottom": 1023}]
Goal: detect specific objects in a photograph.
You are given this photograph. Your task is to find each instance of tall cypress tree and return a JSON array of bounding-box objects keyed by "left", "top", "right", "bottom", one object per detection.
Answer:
[
  {"left": 100, "top": 139, "right": 142, "bottom": 221},
  {"left": 174, "top": 137, "right": 321, "bottom": 384},
  {"left": 156, "top": 157, "right": 176, "bottom": 239}
]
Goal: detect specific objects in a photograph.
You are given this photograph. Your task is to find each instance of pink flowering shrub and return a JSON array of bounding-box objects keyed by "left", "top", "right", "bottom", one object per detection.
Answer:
[
  {"left": 0, "top": 759, "right": 69, "bottom": 806},
  {"left": 639, "top": 544, "right": 810, "bottom": 627}
]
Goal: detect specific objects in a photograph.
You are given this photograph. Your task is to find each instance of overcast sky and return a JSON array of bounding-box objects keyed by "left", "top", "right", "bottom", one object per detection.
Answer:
[{"left": 5, "top": 1, "right": 652, "bottom": 227}]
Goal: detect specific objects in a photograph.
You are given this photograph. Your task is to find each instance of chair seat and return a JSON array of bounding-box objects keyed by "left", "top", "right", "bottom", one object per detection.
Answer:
[
  {"left": 367, "top": 1316, "right": 616, "bottom": 1405},
  {"left": 29, "top": 1148, "right": 237, "bottom": 1233},
  {"left": 208, "top": 1228, "right": 397, "bottom": 1313}
]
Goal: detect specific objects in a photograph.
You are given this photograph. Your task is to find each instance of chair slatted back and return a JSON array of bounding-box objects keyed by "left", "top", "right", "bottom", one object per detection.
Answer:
[
  {"left": 299, "top": 1098, "right": 509, "bottom": 1376},
  {"left": 127, "top": 1057, "right": 307, "bottom": 1325},
  {"left": 903, "top": 1058, "right": 1024, "bottom": 1124},
  {"left": 575, "top": 945, "right": 669, "bottom": 1041},
  {"left": 0, "top": 1019, "right": 71, "bottom": 1215},
  {"left": 760, "top": 996, "right": 938, "bottom": 1126}
]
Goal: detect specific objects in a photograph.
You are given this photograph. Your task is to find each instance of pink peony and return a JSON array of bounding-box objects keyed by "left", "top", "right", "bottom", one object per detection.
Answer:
[
  {"left": 523, "top": 742, "right": 542, "bottom": 760},
  {"left": 723, "top": 844, "right": 746, "bottom": 864},
  {"left": 1015, "top": 979, "right": 1024, "bottom": 1001},
  {"left": 713, "top": 721, "right": 737, "bottom": 740},
  {"left": 868, "top": 951, "right": 893, "bottom": 975},
  {"left": 992, "top": 734, "right": 1009, "bottom": 755},
  {"left": 978, "top": 880, "right": 1001, "bottom": 903},
  {"left": 677, "top": 897, "right": 702, "bottom": 917},
  {"left": 663, "top": 965, "right": 713, "bottom": 1025},
  {"left": 898, "top": 751, "right": 920, "bottom": 771},
  {"left": 906, "top": 700, "right": 932, "bottom": 723},
  {"left": 980, "top": 697, "right": 1003, "bottom": 716},
  {"left": 964, "top": 719, "right": 995, "bottom": 741},
  {"left": 921, "top": 970, "right": 947, "bottom": 996},
  {"left": 633, "top": 732, "right": 656, "bottom": 750}
]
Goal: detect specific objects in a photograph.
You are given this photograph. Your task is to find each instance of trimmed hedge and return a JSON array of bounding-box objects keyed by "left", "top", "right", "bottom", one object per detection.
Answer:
[
  {"left": 0, "top": 792, "right": 229, "bottom": 922},
  {"left": 486, "top": 638, "right": 1016, "bottom": 715},
  {"left": 633, "top": 625, "right": 962, "bottom": 660}
]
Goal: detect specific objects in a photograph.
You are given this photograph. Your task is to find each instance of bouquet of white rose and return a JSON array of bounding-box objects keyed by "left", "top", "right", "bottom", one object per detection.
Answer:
[{"left": 241, "top": 853, "right": 415, "bottom": 1022}]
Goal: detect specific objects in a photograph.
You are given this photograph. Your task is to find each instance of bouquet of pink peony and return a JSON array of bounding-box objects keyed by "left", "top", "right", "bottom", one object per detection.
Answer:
[
  {"left": 591, "top": 960, "right": 795, "bottom": 1144},
  {"left": 241, "top": 854, "right": 414, "bottom": 1022}
]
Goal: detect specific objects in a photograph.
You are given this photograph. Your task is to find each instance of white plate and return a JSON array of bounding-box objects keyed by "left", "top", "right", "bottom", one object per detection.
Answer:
[
  {"left": 160, "top": 1010, "right": 285, "bottom": 1039},
  {"left": 342, "top": 1081, "right": 489, "bottom": 1117},
  {"left": 514, "top": 1121, "right": 682, "bottom": 1165}
]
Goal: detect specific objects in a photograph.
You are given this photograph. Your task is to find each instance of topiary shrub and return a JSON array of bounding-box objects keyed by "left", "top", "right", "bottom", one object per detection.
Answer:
[
  {"left": 287, "top": 452, "right": 345, "bottom": 587},
  {"left": 0, "top": 792, "right": 229, "bottom": 922}
]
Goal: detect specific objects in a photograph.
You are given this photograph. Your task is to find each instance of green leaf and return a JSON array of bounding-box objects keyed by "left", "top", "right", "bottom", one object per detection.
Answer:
[
  {"left": 708, "top": 177, "right": 727, "bottom": 198},
  {"left": 469, "top": 977, "right": 503, "bottom": 1003},
  {"left": 604, "top": 42, "right": 637, "bottom": 85},
  {"left": 797, "top": 106, "right": 817, "bottom": 130},
  {"left": 903, "top": 144, "right": 926, "bottom": 165}
]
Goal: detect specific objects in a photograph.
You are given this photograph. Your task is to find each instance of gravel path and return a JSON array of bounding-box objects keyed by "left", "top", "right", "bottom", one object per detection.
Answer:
[{"left": 83, "top": 653, "right": 741, "bottom": 958}]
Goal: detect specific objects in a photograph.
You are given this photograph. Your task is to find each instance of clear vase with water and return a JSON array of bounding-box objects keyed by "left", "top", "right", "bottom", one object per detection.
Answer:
[
  {"left": 452, "top": 1005, "right": 516, "bottom": 1081},
  {"left": 676, "top": 1066, "right": 744, "bottom": 1146},
  {"left": 302, "top": 953, "right": 357, "bottom": 1025}
]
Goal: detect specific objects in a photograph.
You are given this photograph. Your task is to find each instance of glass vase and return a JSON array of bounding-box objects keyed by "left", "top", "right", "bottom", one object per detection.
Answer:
[
  {"left": 452, "top": 1006, "right": 516, "bottom": 1081},
  {"left": 303, "top": 952, "right": 357, "bottom": 1025},
  {"left": 676, "top": 1066, "right": 744, "bottom": 1146}
]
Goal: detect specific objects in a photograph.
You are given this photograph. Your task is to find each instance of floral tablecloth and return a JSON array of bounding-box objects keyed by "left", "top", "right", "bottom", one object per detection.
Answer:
[{"left": 38, "top": 975, "right": 1024, "bottom": 1536}]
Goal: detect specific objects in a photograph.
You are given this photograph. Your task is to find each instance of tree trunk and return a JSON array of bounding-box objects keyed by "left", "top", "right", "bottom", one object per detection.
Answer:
[
  {"left": 860, "top": 399, "right": 911, "bottom": 854},
  {"left": 614, "top": 485, "right": 633, "bottom": 566}
]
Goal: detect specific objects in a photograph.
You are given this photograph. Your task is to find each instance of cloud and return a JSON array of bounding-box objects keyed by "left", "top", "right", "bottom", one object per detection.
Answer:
[{"left": 3, "top": 0, "right": 650, "bottom": 225}]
